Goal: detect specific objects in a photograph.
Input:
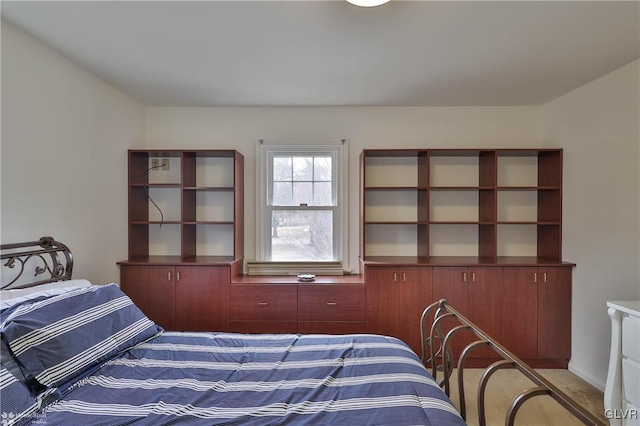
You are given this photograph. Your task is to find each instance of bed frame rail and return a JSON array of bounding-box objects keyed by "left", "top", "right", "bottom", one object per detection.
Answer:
[
  {"left": 421, "top": 299, "right": 605, "bottom": 426},
  {"left": 1, "top": 237, "right": 73, "bottom": 290}
]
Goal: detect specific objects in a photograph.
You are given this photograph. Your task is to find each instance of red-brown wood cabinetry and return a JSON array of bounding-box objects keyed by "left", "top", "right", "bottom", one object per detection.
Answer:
[
  {"left": 119, "top": 149, "right": 243, "bottom": 334},
  {"left": 120, "top": 264, "right": 231, "bottom": 332},
  {"left": 121, "top": 265, "right": 176, "bottom": 330},
  {"left": 360, "top": 148, "right": 573, "bottom": 368},
  {"left": 229, "top": 284, "right": 297, "bottom": 333},
  {"left": 502, "top": 266, "right": 572, "bottom": 366},
  {"left": 366, "top": 266, "right": 431, "bottom": 354},
  {"left": 298, "top": 284, "right": 365, "bottom": 334},
  {"left": 432, "top": 266, "right": 503, "bottom": 359},
  {"left": 174, "top": 266, "right": 229, "bottom": 332}
]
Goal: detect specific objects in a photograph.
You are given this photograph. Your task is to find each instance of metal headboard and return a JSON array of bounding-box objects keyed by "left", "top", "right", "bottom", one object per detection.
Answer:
[{"left": 0, "top": 237, "right": 73, "bottom": 290}]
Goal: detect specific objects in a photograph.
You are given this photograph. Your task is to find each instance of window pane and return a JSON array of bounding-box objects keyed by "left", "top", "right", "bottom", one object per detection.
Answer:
[
  {"left": 271, "top": 210, "right": 333, "bottom": 261},
  {"left": 293, "top": 182, "right": 312, "bottom": 206},
  {"left": 314, "top": 157, "right": 332, "bottom": 181},
  {"left": 273, "top": 157, "right": 292, "bottom": 181},
  {"left": 313, "top": 182, "right": 332, "bottom": 205},
  {"left": 273, "top": 182, "right": 292, "bottom": 205},
  {"left": 293, "top": 157, "right": 313, "bottom": 181}
]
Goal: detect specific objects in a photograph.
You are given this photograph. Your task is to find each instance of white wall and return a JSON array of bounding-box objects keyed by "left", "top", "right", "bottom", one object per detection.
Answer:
[
  {"left": 144, "top": 106, "right": 541, "bottom": 271},
  {"left": 1, "top": 22, "right": 145, "bottom": 284},
  {"left": 542, "top": 60, "right": 640, "bottom": 389}
]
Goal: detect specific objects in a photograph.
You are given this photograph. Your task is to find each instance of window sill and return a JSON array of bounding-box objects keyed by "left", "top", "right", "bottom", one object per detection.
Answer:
[{"left": 246, "top": 261, "right": 344, "bottom": 276}]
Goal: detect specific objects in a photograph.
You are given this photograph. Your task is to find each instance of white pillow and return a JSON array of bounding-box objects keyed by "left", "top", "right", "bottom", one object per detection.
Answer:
[{"left": 0, "top": 279, "right": 92, "bottom": 310}]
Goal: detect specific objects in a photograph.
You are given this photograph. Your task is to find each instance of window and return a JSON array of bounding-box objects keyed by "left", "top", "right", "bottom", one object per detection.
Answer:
[{"left": 255, "top": 141, "right": 347, "bottom": 272}]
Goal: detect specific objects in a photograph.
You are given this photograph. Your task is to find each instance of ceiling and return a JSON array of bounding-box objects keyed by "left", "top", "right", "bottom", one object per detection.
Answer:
[{"left": 2, "top": 1, "right": 638, "bottom": 107}]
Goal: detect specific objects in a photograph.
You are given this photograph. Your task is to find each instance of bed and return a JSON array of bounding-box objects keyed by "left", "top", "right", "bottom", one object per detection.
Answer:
[
  {"left": 0, "top": 238, "right": 464, "bottom": 425},
  {"left": 1, "top": 238, "right": 604, "bottom": 425}
]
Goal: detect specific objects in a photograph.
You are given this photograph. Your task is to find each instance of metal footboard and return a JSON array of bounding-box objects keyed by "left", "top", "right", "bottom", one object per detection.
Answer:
[{"left": 420, "top": 299, "right": 605, "bottom": 426}]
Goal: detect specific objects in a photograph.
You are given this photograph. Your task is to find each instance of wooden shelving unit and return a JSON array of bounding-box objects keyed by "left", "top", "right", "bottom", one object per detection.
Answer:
[
  {"left": 127, "top": 149, "right": 244, "bottom": 261},
  {"left": 119, "top": 149, "right": 244, "bottom": 332},
  {"left": 360, "top": 148, "right": 573, "bottom": 367},
  {"left": 360, "top": 148, "right": 564, "bottom": 264}
]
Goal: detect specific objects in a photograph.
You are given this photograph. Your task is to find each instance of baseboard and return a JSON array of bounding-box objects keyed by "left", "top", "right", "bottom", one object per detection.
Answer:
[{"left": 568, "top": 361, "right": 606, "bottom": 392}]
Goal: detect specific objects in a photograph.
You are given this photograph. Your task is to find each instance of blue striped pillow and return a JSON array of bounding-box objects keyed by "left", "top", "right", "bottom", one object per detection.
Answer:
[
  {"left": 0, "top": 284, "right": 161, "bottom": 390},
  {"left": 0, "top": 364, "right": 38, "bottom": 425}
]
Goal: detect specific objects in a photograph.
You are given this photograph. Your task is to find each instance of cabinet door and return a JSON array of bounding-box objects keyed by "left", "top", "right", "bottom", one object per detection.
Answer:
[
  {"left": 174, "top": 266, "right": 230, "bottom": 332},
  {"left": 467, "top": 267, "right": 503, "bottom": 358},
  {"left": 538, "top": 266, "right": 571, "bottom": 361},
  {"left": 120, "top": 265, "right": 175, "bottom": 330},
  {"left": 432, "top": 267, "right": 469, "bottom": 357},
  {"left": 366, "top": 267, "right": 399, "bottom": 338},
  {"left": 397, "top": 267, "right": 431, "bottom": 355},
  {"left": 503, "top": 267, "right": 538, "bottom": 359}
]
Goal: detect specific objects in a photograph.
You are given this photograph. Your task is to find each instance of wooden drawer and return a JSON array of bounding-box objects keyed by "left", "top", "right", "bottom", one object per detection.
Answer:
[
  {"left": 622, "top": 315, "right": 640, "bottom": 362},
  {"left": 298, "top": 284, "right": 365, "bottom": 322},
  {"left": 229, "top": 285, "right": 297, "bottom": 321},
  {"left": 622, "top": 358, "right": 640, "bottom": 408}
]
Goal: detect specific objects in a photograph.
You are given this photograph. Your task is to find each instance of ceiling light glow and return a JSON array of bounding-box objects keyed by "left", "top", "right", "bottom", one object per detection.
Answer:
[{"left": 346, "top": 0, "right": 391, "bottom": 7}]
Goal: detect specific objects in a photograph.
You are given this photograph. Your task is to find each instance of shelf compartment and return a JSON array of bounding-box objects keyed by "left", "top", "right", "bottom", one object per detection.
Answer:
[
  {"left": 496, "top": 224, "right": 537, "bottom": 257},
  {"left": 364, "top": 155, "right": 426, "bottom": 188},
  {"left": 429, "top": 224, "right": 479, "bottom": 257},
  {"left": 365, "top": 190, "right": 421, "bottom": 222},
  {"left": 147, "top": 187, "right": 181, "bottom": 222},
  {"left": 537, "top": 224, "right": 561, "bottom": 261},
  {"left": 363, "top": 224, "right": 426, "bottom": 258},
  {"left": 497, "top": 153, "right": 538, "bottom": 187},
  {"left": 129, "top": 151, "right": 182, "bottom": 185},
  {"left": 148, "top": 224, "right": 182, "bottom": 256},
  {"left": 182, "top": 223, "right": 237, "bottom": 257},
  {"left": 497, "top": 191, "right": 538, "bottom": 222},
  {"left": 538, "top": 189, "right": 562, "bottom": 223},
  {"left": 195, "top": 156, "right": 236, "bottom": 188},
  {"left": 181, "top": 191, "right": 235, "bottom": 223},
  {"left": 430, "top": 190, "right": 479, "bottom": 222},
  {"left": 538, "top": 150, "right": 563, "bottom": 187},
  {"left": 430, "top": 155, "right": 479, "bottom": 187}
]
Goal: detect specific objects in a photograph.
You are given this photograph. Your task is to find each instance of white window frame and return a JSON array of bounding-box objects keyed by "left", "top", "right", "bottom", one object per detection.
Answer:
[{"left": 255, "top": 140, "right": 348, "bottom": 272}]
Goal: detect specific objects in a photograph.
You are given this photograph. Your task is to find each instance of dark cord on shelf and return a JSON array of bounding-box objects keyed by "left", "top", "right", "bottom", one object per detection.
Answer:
[{"left": 143, "top": 165, "right": 165, "bottom": 228}]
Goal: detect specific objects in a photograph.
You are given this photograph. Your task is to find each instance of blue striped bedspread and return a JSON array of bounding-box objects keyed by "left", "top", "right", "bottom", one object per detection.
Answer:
[{"left": 34, "top": 332, "right": 465, "bottom": 425}]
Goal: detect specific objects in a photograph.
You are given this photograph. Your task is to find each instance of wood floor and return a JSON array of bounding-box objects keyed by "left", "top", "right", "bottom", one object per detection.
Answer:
[{"left": 445, "top": 369, "right": 607, "bottom": 425}]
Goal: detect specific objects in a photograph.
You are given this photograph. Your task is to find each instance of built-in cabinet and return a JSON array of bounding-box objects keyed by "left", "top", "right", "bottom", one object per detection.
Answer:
[
  {"left": 228, "top": 277, "right": 366, "bottom": 335},
  {"left": 298, "top": 284, "right": 366, "bottom": 334},
  {"left": 365, "top": 266, "right": 431, "bottom": 354},
  {"left": 501, "top": 266, "right": 572, "bottom": 364},
  {"left": 118, "top": 147, "right": 573, "bottom": 368},
  {"left": 120, "top": 264, "right": 231, "bottom": 332},
  {"left": 361, "top": 148, "right": 573, "bottom": 368},
  {"left": 432, "top": 266, "right": 503, "bottom": 359},
  {"left": 229, "top": 284, "right": 298, "bottom": 333},
  {"left": 119, "top": 150, "right": 244, "bottom": 332}
]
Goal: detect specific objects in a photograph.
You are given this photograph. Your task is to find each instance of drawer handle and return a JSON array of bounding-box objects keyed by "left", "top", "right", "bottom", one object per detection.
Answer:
[
  {"left": 326, "top": 302, "right": 337, "bottom": 306},
  {"left": 257, "top": 302, "right": 269, "bottom": 306}
]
